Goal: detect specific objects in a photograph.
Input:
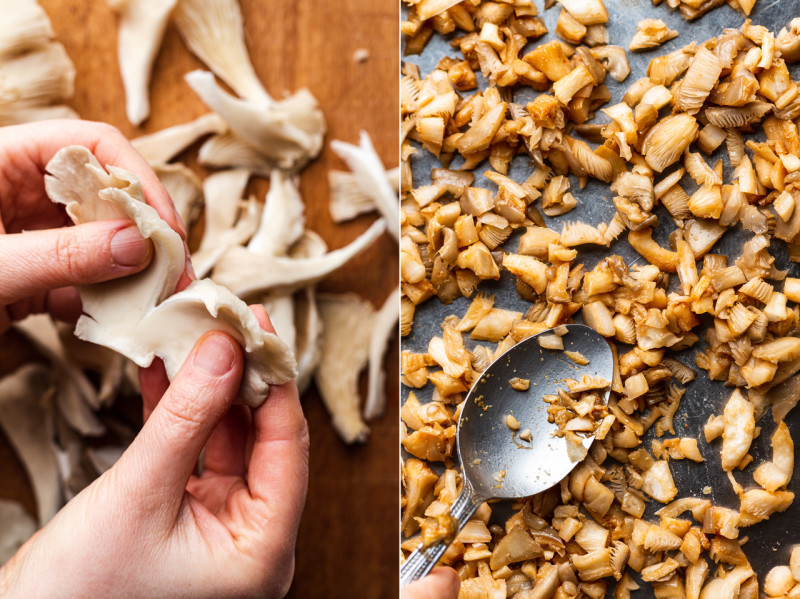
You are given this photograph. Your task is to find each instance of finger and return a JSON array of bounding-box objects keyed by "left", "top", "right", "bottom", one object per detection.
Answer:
[
  {"left": 247, "top": 379, "right": 309, "bottom": 536},
  {"left": 249, "top": 303, "right": 276, "bottom": 333},
  {"left": 3, "top": 120, "right": 186, "bottom": 239},
  {"left": 402, "top": 568, "right": 460, "bottom": 599},
  {"left": 0, "top": 220, "right": 152, "bottom": 306},
  {"left": 201, "top": 405, "right": 251, "bottom": 478},
  {"left": 125, "top": 331, "right": 243, "bottom": 506},
  {"left": 244, "top": 304, "right": 308, "bottom": 535},
  {"left": 2, "top": 286, "right": 81, "bottom": 327},
  {"left": 139, "top": 358, "right": 169, "bottom": 423}
]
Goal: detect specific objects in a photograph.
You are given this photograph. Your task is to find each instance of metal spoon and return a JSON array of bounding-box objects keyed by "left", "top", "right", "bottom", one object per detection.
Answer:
[{"left": 400, "top": 324, "right": 614, "bottom": 586}]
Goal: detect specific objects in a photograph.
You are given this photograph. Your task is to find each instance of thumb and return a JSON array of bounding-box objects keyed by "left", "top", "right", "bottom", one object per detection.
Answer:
[
  {"left": 403, "top": 568, "right": 461, "bottom": 599},
  {"left": 0, "top": 219, "right": 152, "bottom": 305},
  {"left": 123, "top": 332, "right": 243, "bottom": 507}
]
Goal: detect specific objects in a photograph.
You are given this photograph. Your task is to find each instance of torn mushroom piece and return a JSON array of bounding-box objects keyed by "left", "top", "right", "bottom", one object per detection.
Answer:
[
  {"left": 108, "top": 0, "right": 177, "bottom": 126},
  {"left": 152, "top": 163, "right": 202, "bottom": 233},
  {"left": 315, "top": 294, "right": 375, "bottom": 443},
  {"left": 0, "top": 41, "right": 77, "bottom": 127},
  {"left": 364, "top": 288, "right": 401, "bottom": 421},
  {"left": 14, "top": 315, "right": 105, "bottom": 437},
  {"left": 719, "top": 389, "right": 755, "bottom": 472},
  {"left": 186, "top": 69, "right": 325, "bottom": 171},
  {"left": 247, "top": 170, "right": 305, "bottom": 258},
  {"left": 44, "top": 146, "right": 297, "bottom": 408},
  {"left": 173, "top": 0, "right": 270, "bottom": 104},
  {"left": 211, "top": 219, "right": 386, "bottom": 297},
  {"left": 131, "top": 112, "right": 229, "bottom": 165},
  {"left": 191, "top": 168, "right": 259, "bottom": 278},
  {"left": 0, "top": 0, "right": 54, "bottom": 59},
  {"left": 0, "top": 363, "right": 60, "bottom": 525},
  {"left": 331, "top": 131, "right": 400, "bottom": 241},
  {"left": 0, "top": 499, "right": 37, "bottom": 564}
]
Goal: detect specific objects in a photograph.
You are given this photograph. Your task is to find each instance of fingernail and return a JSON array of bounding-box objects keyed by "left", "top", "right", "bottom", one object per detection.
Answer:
[
  {"left": 173, "top": 207, "right": 187, "bottom": 238},
  {"left": 194, "top": 334, "right": 236, "bottom": 376},
  {"left": 111, "top": 225, "right": 151, "bottom": 266},
  {"left": 184, "top": 250, "right": 196, "bottom": 280}
]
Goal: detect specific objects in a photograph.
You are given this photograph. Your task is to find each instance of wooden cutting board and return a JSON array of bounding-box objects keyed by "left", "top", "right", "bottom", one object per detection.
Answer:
[{"left": 0, "top": 1, "right": 398, "bottom": 597}]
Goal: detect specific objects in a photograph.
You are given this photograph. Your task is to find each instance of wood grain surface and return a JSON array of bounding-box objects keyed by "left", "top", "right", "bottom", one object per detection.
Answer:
[{"left": 0, "top": 1, "right": 399, "bottom": 597}]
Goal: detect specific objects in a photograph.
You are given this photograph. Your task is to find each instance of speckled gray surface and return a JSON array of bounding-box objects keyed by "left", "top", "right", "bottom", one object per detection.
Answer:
[{"left": 402, "top": 0, "right": 800, "bottom": 591}]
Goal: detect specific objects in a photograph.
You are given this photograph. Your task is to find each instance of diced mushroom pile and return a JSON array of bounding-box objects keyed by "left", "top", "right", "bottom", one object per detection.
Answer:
[
  {"left": 0, "top": 0, "right": 397, "bottom": 560},
  {"left": 402, "top": 0, "right": 800, "bottom": 595}
]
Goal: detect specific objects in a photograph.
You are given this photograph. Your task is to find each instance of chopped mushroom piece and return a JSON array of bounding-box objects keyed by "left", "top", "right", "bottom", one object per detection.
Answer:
[
  {"left": 629, "top": 19, "right": 679, "bottom": 52},
  {"left": 753, "top": 421, "right": 793, "bottom": 492},
  {"left": 720, "top": 389, "right": 755, "bottom": 472},
  {"left": 509, "top": 377, "right": 530, "bottom": 391}
]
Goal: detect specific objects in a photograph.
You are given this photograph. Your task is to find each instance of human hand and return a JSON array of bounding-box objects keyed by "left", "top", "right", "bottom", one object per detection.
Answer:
[
  {"left": 0, "top": 119, "right": 192, "bottom": 333},
  {"left": 402, "top": 568, "right": 461, "bottom": 599},
  {"left": 0, "top": 306, "right": 309, "bottom": 598}
]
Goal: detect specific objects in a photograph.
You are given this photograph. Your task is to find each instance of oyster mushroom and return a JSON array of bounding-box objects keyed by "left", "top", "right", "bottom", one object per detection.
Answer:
[
  {"left": 152, "top": 163, "right": 202, "bottom": 233},
  {"left": 131, "top": 113, "right": 228, "bottom": 165},
  {"left": 629, "top": 19, "right": 678, "bottom": 52},
  {"left": 675, "top": 48, "right": 722, "bottom": 114},
  {"left": 329, "top": 170, "right": 381, "bottom": 223},
  {"left": 293, "top": 286, "right": 323, "bottom": 396},
  {"left": 173, "top": 0, "right": 269, "bottom": 104},
  {"left": 0, "top": 43, "right": 75, "bottom": 125},
  {"left": 0, "top": 0, "right": 53, "bottom": 58},
  {"left": 777, "top": 18, "right": 800, "bottom": 62},
  {"left": 590, "top": 45, "right": 630, "bottom": 82},
  {"left": 211, "top": 218, "right": 386, "bottom": 297},
  {"left": 14, "top": 314, "right": 100, "bottom": 411},
  {"left": 108, "top": 0, "right": 178, "bottom": 126},
  {"left": 0, "top": 499, "right": 37, "bottom": 564},
  {"left": 315, "top": 294, "right": 375, "bottom": 443},
  {"left": 191, "top": 168, "right": 257, "bottom": 278},
  {"left": 364, "top": 287, "right": 401, "bottom": 420},
  {"left": 0, "top": 363, "right": 60, "bottom": 524},
  {"left": 247, "top": 170, "right": 305, "bottom": 258},
  {"left": 331, "top": 132, "right": 399, "bottom": 241},
  {"left": 720, "top": 389, "right": 755, "bottom": 471},
  {"left": 44, "top": 146, "right": 296, "bottom": 408},
  {"left": 187, "top": 69, "right": 325, "bottom": 171}
]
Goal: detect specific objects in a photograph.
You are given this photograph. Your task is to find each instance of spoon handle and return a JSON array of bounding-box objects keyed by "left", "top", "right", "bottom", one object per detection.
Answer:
[{"left": 399, "top": 484, "right": 480, "bottom": 586}]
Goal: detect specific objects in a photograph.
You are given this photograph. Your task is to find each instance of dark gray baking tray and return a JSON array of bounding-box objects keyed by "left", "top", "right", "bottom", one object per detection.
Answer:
[{"left": 402, "top": 0, "right": 800, "bottom": 592}]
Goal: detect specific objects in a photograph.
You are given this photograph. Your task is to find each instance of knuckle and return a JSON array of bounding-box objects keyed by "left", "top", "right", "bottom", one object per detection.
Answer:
[
  {"left": 53, "top": 230, "right": 88, "bottom": 280},
  {"left": 159, "top": 391, "right": 205, "bottom": 435}
]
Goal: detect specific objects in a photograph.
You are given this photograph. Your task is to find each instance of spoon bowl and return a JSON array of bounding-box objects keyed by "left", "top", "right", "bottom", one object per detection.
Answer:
[
  {"left": 401, "top": 324, "right": 614, "bottom": 586},
  {"left": 458, "top": 324, "right": 615, "bottom": 500}
]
